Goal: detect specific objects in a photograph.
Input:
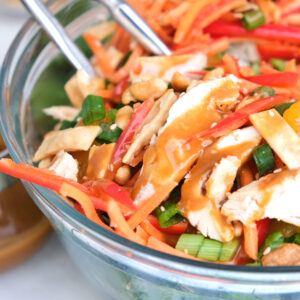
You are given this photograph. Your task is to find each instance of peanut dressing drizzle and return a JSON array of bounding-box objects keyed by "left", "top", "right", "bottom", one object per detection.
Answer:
[
  {"left": 132, "top": 79, "right": 239, "bottom": 207},
  {"left": 179, "top": 139, "right": 260, "bottom": 242}
]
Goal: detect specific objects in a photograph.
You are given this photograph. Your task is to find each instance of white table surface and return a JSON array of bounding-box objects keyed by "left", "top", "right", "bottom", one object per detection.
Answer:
[{"left": 0, "top": 8, "right": 104, "bottom": 300}]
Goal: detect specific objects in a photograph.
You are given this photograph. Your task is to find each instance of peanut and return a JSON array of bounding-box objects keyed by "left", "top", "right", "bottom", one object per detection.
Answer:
[
  {"left": 122, "top": 87, "right": 135, "bottom": 104},
  {"left": 129, "top": 78, "right": 168, "bottom": 101},
  {"left": 171, "top": 72, "right": 189, "bottom": 92},
  {"left": 115, "top": 165, "right": 131, "bottom": 185},
  {"left": 115, "top": 106, "right": 133, "bottom": 130}
]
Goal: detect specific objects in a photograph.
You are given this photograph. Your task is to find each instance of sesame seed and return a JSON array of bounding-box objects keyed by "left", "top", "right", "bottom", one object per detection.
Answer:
[
  {"left": 110, "top": 124, "right": 117, "bottom": 130},
  {"left": 273, "top": 168, "right": 282, "bottom": 174},
  {"left": 160, "top": 206, "right": 165, "bottom": 212},
  {"left": 269, "top": 110, "right": 275, "bottom": 117},
  {"left": 263, "top": 247, "right": 271, "bottom": 256}
]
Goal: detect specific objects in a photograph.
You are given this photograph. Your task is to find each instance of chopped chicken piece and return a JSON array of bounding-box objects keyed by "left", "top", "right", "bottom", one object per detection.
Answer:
[
  {"left": 43, "top": 106, "right": 80, "bottom": 121},
  {"left": 180, "top": 126, "right": 261, "bottom": 242},
  {"left": 33, "top": 126, "right": 101, "bottom": 162},
  {"left": 38, "top": 157, "right": 52, "bottom": 169},
  {"left": 261, "top": 244, "right": 300, "bottom": 266},
  {"left": 86, "top": 143, "right": 115, "bottom": 179},
  {"left": 206, "top": 156, "right": 241, "bottom": 207},
  {"left": 132, "top": 76, "right": 239, "bottom": 212},
  {"left": 123, "top": 90, "right": 177, "bottom": 165},
  {"left": 222, "top": 167, "right": 300, "bottom": 227},
  {"left": 130, "top": 54, "right": 207, "bottom": 83},
  {"left": 49, "top": 150, "right": 78, "bottom": 181},
  {"left": 250, "top": 109, "right": 300, "bottom": 170}
]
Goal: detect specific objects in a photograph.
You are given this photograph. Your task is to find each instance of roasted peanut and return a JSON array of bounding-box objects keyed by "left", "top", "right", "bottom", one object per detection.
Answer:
[
  {"left": 171, "top": 72, "right": 189, "bottom": 92},
  {"left": 115, "top": 106, "right": 133, "bottom": 130},
  {"left": 129, "top": 78, "right": 168, "bottom": 101},
  {"left": 204, "top": 67, "right": 225, "bottom": 81},
  {"left": 115, "top": 165, "right": 131, "bottom": 185},
  {"left": 122, "top": 87, "right": 135, "bottom": 104}
]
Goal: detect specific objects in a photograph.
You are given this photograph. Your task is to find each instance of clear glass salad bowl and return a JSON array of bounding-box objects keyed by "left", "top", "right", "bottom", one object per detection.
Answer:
[{"left": 1, "top": 1, "right": 300, "bottom": 299}]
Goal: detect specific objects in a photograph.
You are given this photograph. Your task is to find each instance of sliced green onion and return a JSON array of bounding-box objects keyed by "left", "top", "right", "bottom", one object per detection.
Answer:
[
  {"left": 102, "top": 33, "right": 114, "bottom": 45},
  {"left": 81, "top": 95, "right": 106, "bottom": 125},
  {"left": 270, "top": 58, "right": 286, "bottom": 72},
  {"left": 259, "top": 232, "right": 285, "bottom": 258},
  {"left": 101, "top": 212, "right": 110, "bottom": 225},
  {"left": 108, "top": 109, "right": 118, "bottom": 123},
  {"left": 120, "top": 51, "right": 132, "bottom": 67},
  {"left": 204, "top": 66, "right": 216, "bottom": 71},
  {"left": 274, "top": 102, "right": 295, "bottom": 116},
  {"left": 253, "top": 144, "right": 276, "bottom": 176},
  {"left": 96, "top": 122, "right": 122, "bottom": 143},
  {"left": 250, "top": 62, "right": 261, "bottom": 75},
  {"left": 175, "top": 234, "right": 204, "bottom": 257},
  {"left": 60, "top": 120, "right": 76, "bottom": 130},
  {"left": 197, "top": 238, "right": 222, "bottom": 261},
  {"left": 219, "top": 238, "right": 240, "bottom": 261},
  {"left": 242, "top": 8, "right": 265, "bottom": 31},
  {"left": 251, "top": 86, "right": 275, "bottom": 98},
  {"left": 155, "top": 200, "right": 183, "bottom": 228}
]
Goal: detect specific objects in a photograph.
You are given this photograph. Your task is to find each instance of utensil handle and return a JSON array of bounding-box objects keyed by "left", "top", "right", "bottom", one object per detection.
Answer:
[
  {"left": 20, "top": 0, "right": 97, "bottom": 79},
  {"left": 101, "top": 0, "right": 172, "bottom": 56}
]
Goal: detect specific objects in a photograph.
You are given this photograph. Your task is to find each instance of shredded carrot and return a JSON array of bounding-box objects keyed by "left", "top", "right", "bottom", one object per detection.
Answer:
[
  {"left": 107, "top": 199, "right": 145, "bottom": 245},
  {"left": 148, "top": 0, "right": 168, "bottom": 17},
  {"left": 95, "top": 89, "right": 114, "bottom": 99},
  {"left": 60, "top": 183, "right": 111, "bottom": 230},
  {"left": 174, "top": 0, "right": 217, "bottom": 44},
  {"left": 223, "top": 54, "right": 240, "bottom": 77},
  {"left": 128, "top": 181, "right": 177, "bottom": 229},
  {"left": 286, "top": 58, "right": 297, "bottom": 72},
  {"left": 243, "top": 224, "right": 258, "bottom": 261},
  {"left": 260, "top": 61, "right": 280, "bottom": 75},
  {"left": 109, "top": 45, "right": 144, "bottom": 83},
  {"left": 202, "top": 37, "right": 230, "bottom": 56},
  {"left": 193, "top": 0, "right": 247, "bottom": 30},
  {"left": 140, "top": 219, "right": 179, "bottom": 247},
  {"left": 136, "top": 225, "right": 150, "bottom": 243},
  {"left": 147, "top": 236, "right": 200, "bottom": 260},
  {"left": 240, "top": 164, "right": 254, "bottom": 186},
  {"left": 83, "top": 33, "right": 114, "bottom": 77},
  {"left": 240, "top": 66, "right": 253, "bottom": 77},
  {"left": 159, "top": 2, "right": 190, "bottom": 27},
  {"left": 238, "top": 78, "right": 260, "bottom": 94}
]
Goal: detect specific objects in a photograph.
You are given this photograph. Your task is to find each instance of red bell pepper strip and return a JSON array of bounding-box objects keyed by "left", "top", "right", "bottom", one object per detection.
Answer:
[
  {"left": 111, "top": 98, "right": 154, "bottom": 170},
  {"left": 244, "top": 72, "right": 299, "bottom": 88},
  {"left": 187, "top": 94, "right": 290, "bottom": 143},
  {"left": 256, "top": 218, "right": 271, "bottom": 247},
  {"left": 113, "top": 75, "right": 130, "bottom": 99},
  {"left": 84, "top": 179, "right": 135, "bottom": 211},
  {"left": 258, "top": 43, "right": 300, "bottom": 61},
  {"left": 205, "top": 20, "right": 300, "bottom": 45},
  {"left": 146, "top": 215, "right": 187, "bottom": 235},
  {"left": 0, "top": 158, "right": 137, "bottom": 212}
]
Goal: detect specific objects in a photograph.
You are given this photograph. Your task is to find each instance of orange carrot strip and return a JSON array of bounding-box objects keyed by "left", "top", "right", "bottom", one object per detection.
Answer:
[
  {"left": 239, "top": 78, "right": 260, "bottom": 94},
  {"left": 201, "top": 37, "right": 230, "bottom": 56},
  {"left": 240, "top": 66, "right": 253, "bottom": 77},
  {"left": 95, "top": 89, "right": 114, "bottom": 99},
  {"left": 136, "top": 225, "right": 150, "bottom": 243},
  {"left": 148, "top": 0, "right": 167, "bottom": 17},
  {"left": 223, "top": 54, "right": 240, "bottom": 77},
  {"left": 240, "top": 164, "right": 254, "bottom": 186},
  {"left": 108, "top": 27, "right": 123, "bottom": 48},
  {"left": 194, "top": 0, "right": 247, "bottom": 30},
  {"left": 140, "top": 219, "right": 179, "bottom": 247},
  {"left": 243, "top": 224, "right": 258, "bottom": 261},
  {"left": 147, "top": 236, "right": 200, "bottom": 260},
  {"left": 107, "top": 199, "right": 145, "bottom": 245},
  {"left": 109, "top": 45, "right": 144, "bottom": 83},
  {"left": 159, "top": 2, "right": 190, "bottom": 26},
  {"left": 174, "top": 0, "right": 217, "bottom": 44},
  {"left": 83, "top": 33, "right": 114, "bottom": 76},
  {"left": 260, "top": 61, "right": 280, "bottom": 75},
  {"left": 128, "top": 181, "right": 177, "bottom": 229},
  {"left": 286, "top": 59, "right": 297, "bottom": 72},
  {"left": 60, "top": 183, "right": 111, "bottom": 230}
]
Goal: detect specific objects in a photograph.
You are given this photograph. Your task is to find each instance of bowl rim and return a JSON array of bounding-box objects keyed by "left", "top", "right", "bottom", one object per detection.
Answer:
[{"left": 1, "top": 0, "right": 300, "bottom": 285}]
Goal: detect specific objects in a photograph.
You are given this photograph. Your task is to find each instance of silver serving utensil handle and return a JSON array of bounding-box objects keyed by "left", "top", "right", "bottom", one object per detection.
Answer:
[
  {"left": 100, "top": 0, "right": 172, "bottom": 56},
  {"left": 20, "top": 0, "right": 97, "bottom": 79}
]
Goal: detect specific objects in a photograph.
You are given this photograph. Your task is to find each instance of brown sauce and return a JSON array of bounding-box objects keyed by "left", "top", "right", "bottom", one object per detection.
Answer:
[{"left": 0, "top": 180, "right": 51, "bottom": 271}]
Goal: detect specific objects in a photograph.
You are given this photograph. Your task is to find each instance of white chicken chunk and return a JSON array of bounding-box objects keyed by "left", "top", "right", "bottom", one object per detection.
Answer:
[
  {"left": 181, "top": 126, "right": 262, "bottom": 242},
  {"left": 222, "top": 167, "right": 300, "bottom": 227},
  {"left": 49, "top": 150, "right": 78, "bottom": 181},
  {"left": 43, "top": 106, "right": 80, "bottom": 121},
  {"left": 130, "top": 54, "right": 207, "bottom": 83},
  {"left": 206, "top": 156, "right": 241, "bottom": 207}
]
